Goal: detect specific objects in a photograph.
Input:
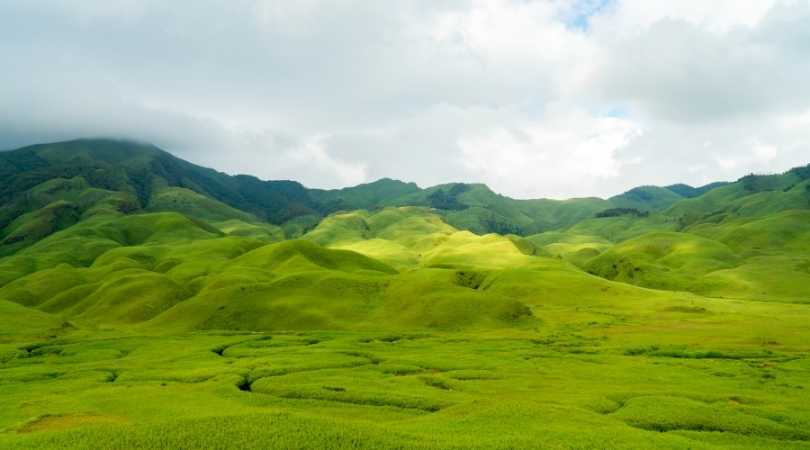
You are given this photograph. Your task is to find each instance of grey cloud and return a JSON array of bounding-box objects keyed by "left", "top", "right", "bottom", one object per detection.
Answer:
[
  {"left": 592, "top": 2, "right": 810, "bottom": 123},
  {"left": 2, "top": 0, "right": 810, "bottom": 199}
]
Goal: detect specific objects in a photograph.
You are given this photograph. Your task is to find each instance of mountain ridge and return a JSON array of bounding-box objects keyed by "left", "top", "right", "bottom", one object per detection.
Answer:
[{"left": 0, "top": 138, "right": 747, "bottom": 239}]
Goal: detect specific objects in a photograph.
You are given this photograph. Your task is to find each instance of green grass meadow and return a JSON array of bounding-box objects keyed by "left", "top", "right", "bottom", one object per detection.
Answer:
[
  {"left": 2, "top": 140, "right": 810, "bottom": 448},
  {"left": 2, "top": 317, "right": 810, "bottom": 449}
]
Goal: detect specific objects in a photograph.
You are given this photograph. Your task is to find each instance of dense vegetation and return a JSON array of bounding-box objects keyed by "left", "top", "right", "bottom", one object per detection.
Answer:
[
  {"left": 1, "top": 139, "right": 810, "bottom": 449},
  {"left": 1, "top": 139, "right": 726, "bottom": 240}
]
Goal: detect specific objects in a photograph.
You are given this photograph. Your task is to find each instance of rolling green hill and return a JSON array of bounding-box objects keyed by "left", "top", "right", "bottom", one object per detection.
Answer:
[
  {"left": 666, "top": 167, "right": 810, "bottom": 226},
  {"left": 606, "top": 182, "right": 729, "bottom": 213},
  {"left": 0, "top": 139, "right": 321, "bottom": 231},
  {"left": 3, "top": 137, "right": 810, "bottom": 318},
  {"left": 583, "top": 231, "right": 741, "bottom": 292},
  {"left": 572, "top": 167, "right": 810, "bottom": 303},
  {"left": 1, "top": 139, "right": 734, "bottom": 240},
  {"left": 2, "top": 138, "right": 810, "bottom": 449},
  {"left": 608, "top": 185, "right": 685, "bottom": 212}
]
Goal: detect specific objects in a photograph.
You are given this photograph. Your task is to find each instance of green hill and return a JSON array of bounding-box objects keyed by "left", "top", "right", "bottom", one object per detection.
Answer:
[
  {"left": 608, "top": 186, "right": 685, "bottom": 212},
  {"left": 310, "top": 178, "right": 422, "bottom": 211},
  {"left": 0, "top": 207, "right": 540, "bottom": 332},
  {"left": 0, "top": 139, "right": 321, "bottom": 227},
  {"left": 605, "top": 181, "right": 729, "bottom": 214},
  {"left": 3, "top": 138, "right": 810, "bottom": 315},
  {"left": 2, "top": 139, "right": 728, "bottom": 238},
  {"left": 318, "top": 179, "right": 618, "bottom": 234},
  {"left": 666, "top": 166, "right": 810, "bottom": 226},
  {"left": 580, "top": 210, "right": 810, "bottom": 303},
  {"left": 4, "top": 138, "right": 810, "bottom": 449},
  {"left": 583, "top": 231, "right": 741, "bottom": 292},
  {"left": 666, "top": 181, "right": 729, "bottom": 198}
]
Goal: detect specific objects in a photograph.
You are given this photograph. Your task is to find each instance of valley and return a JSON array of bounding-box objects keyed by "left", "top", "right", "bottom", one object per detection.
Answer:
[{"left": 1, "top": 139, "right": 810, "bottom": 449}]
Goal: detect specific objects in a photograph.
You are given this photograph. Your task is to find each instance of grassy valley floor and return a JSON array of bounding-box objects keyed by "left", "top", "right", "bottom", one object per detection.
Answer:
[
  {"left": 2, "top": 141, "right": 810, "bottom": 448},
  {"left": 2, "top": 293, "right": 810, "bottom": 449}
]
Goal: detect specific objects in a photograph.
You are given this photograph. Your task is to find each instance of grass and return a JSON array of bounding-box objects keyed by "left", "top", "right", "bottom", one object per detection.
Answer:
[
  {"left": 3, "top": 141, "right": 810, "bottom": 447},
  {"left": 608, "top": 185, "right": 686, "bottom": 212},
  {"left": 577, "top": 210, "right": 810, "bottom": 303},
  {"left": 3, "top": 216, "right": 810, "bottom": 448},
  {"left": 4, "top": 211, "right": 808, "bottom": 448},
  {"left": 0, "top": 323, "right": 809, "bottom": 449},
  {"left": 583, "top": 231, "right": 741, "bottom": 291}
]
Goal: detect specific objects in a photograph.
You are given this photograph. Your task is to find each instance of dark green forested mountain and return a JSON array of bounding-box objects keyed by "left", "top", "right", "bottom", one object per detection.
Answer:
[
  {"left": 0, "top": 138, "right": 748, "bottom": 245},
  {"left": 0, "top": 139, "right": 320, "bottom": 226}
]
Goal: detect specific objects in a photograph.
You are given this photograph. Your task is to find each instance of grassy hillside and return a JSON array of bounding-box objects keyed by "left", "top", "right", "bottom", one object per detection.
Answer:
[
  {"left": 579, "top": 210, "right": 810, "bottom": 303},
  {"left": 526, "top": 164, "right": 810, "bottom": 304},
  {"left": 0, "top": 139, "right": 321, "bottom": 227},
  {"left": 2, "top": 139, "right": 810, "bottom": 448},
  {"left": 389, "top": 183, "right": 614, "bottom": 234},
  {"left": 666, "top": 166, "right": 810, "bottom": 226},
  {"left": 3, "top": 200, "right": 808, "bottom": 448},
  {"left": 2, "top": 139, "right": 728, "bottom": 238},
  {"left": 310, "top": 178, "right": 422, "bottom": 211},
  {"left": 0, "top": 208, "right": 542, "bottom": 333},
  {"left": 606, "top": 182, "right": 729, "bottom": 213},
  {"left": 608, "top": 186, "right": 685, "bottom": 212},
  {"left": 666, "top": 181, "right": 730, "bottom": 198},
  {"left": 304, "top": 207, "right": 539, "bottom": 269},
  {"left": 584, "top": 231, "right": 741, "bottom": 291}
]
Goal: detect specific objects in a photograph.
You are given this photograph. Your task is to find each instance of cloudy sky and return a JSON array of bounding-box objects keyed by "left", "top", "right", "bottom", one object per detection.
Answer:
[{"left": 2, "top": 0, "right": 810, "bottom": 199}]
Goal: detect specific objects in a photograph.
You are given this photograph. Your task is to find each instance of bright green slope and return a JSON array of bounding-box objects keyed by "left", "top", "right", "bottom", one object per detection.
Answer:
[
  {"left": 2, "top": 202, "right": 810, "bottom": 448},
  {"left": 608, "top": 185, "right": 685, "bottom": 211},
  {"left": 666, "top": 168, "right": 810, "bottom": 226},
  {"left": 581, "top": 210, "right": 810, "bottom": 303},
  {"left": 2, "top": 140, "right": 810, "bottom": 448},
  {"left": 0, "top": 207, "right": 546, "bottom": 332},
  {"left": 304, "top": 207, "right": 539, "bottom": 269},
  {"left": 584, "top": 231, "right": 742, "bottom": 292}
]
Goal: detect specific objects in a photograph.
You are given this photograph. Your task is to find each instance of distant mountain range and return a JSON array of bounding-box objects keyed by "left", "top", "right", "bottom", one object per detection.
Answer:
[
  {"left": 9, "top": 138, "right": 797, "bottom": 247},
  {"left": 2, "top": 137, "right": 810, "bottom": 333}
]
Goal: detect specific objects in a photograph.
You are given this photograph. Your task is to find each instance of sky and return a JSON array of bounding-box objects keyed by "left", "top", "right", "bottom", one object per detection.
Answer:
[{"left": 2, "top": 0, "right": 810, "bottom": 199}]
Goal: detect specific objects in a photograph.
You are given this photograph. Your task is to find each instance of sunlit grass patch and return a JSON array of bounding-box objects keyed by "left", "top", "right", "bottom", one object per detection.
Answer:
[{"left": 612, "top": 395, "right": 810, "bottom": 441}]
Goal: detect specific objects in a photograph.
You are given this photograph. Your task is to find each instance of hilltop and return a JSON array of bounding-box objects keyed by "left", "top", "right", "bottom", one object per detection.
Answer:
[
  {"left": 0, "top": 138, "right": 738, "bottom": 248},
  {"left": 2, "top": 138, "right": 810, "bottom": 319}
]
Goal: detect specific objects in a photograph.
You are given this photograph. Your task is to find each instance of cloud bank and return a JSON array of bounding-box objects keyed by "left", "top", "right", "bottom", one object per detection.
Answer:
[{"left": 2, "top": 0, "right": 810, "bottom": 198}]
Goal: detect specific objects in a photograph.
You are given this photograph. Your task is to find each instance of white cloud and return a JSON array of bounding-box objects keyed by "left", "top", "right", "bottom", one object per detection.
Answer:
[
  {"left": 458, "top": 107, "right": 642, "bottom": 198},
  {"left": 1, "top": 0, "right": 810, "bottom": 198},
  {"left": 591, "top": 0, "right": 780, "bottom": 35},
  {"left": 716, "top": 142, "right": 778, "bottom": 172}
]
